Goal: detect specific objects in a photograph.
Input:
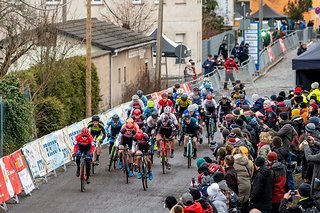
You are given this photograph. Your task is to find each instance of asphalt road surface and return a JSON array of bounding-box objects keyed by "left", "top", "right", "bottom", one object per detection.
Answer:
[{"left": 6, "top": 46, "right": 298, "bottom": 213}]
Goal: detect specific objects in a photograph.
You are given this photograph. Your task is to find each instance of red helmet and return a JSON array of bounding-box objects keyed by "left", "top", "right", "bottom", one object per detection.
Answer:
[
  {"left": 206, "top": 94, "right": 213, "bottom": 100},
  {"left": 126, "top": 118, "right": 134, "bottom": 129},
  {"left": 135, "top": 130, "right": 144, "bottom": 140},
  {"left": 81, "top": 127, "right": 89, "bottom": 135},
  {"left": 133, "top": 109, "right": 141, "bottom": 116}
]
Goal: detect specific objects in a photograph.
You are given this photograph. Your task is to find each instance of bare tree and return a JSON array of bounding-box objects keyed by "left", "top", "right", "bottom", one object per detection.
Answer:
[{"left": 101, "top": 0, "right": 156, "bottom": 34}]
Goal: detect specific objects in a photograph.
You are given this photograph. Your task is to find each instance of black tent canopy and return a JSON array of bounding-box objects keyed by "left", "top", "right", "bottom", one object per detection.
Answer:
[
  {"left": 292, "top": 43, "right": 320, "bottom": 91},
  {"left": 149, "top": 29, "right": 178, "bottom": 57},
  {"left": 250, "top": 4, "right": 287, "bottom": 20}
]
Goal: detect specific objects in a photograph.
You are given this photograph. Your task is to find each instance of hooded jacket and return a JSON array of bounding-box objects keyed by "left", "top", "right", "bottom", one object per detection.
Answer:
[
  {"left": 257, "top": 142, "right": 271, "bottom": 159},
  {"left": 233, "top": 153, "right": 252, "bottom": 204},
  {"left": 274, "top": 120, "right": 294, "bottom": 151},
  {"left": 308, "top": 88, "right": 320, "bottom": 102},
  {"left": 304, "top": 144, "right": 320, "bottom": 197},
  {"left": 270, "top": 162, "right": 287, "bottom": 204},
  {"left": 183, "top": 202, "right": 204, "bottom": 213},
  {"left": 279, "top": 197, "right": 320, "bottom": 213},
  {"left": 291, "top": 115, "right": 304, "bottom": 136},
  {"left": 250, "top": 166, "right": 274, "bottom": 211},
  {"left": 208, "top": 190, "right": 228, "bottom": 213}
]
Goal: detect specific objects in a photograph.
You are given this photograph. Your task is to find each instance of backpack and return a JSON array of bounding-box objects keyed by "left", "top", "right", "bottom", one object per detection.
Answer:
[
  {"left": 208, "top": 164, "right": 226, "bottom": 175},
  {"left": 287, "top": 125, "right": 300, "bottom": 151}
]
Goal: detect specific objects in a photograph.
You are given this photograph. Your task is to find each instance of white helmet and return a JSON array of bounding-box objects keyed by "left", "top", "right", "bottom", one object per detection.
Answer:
[
  {"left": 192, "top": 104, "right": 198, "bottom": 110},
  {"left": 203, "top": 77, "right": 209, "bottom": 83},
  {"left": 187, "top": 105, "right": 194, "bottom": 112},
  {"left": 177, "top": 88, "right": 184, "bottom": 94},
  {"left": 167, "top": 88, "right": 173, "bottom": 94},
  {"left": 164, "top": 106, "right": 171, "bottom": 114}
]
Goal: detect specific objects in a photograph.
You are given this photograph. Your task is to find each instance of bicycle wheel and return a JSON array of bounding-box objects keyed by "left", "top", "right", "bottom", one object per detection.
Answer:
[
  {"left": 92, "top": 161, "right": 95, "bottom": 175},
  {"left": 211, "top": 119, "right": 216, "bottom": 141},
  {"left": 123, "top": 154, "right": 129, "bottom": 184},
  {"left": 161, "top": 148, "right": 166, "bottom": 174},
  {"left": 80, "top": 158, "right": 85, "bottom": 192},
  {"left": 113, "top": 152, "right": 118, "bottom": 170},
  {"left": 141, "top": 159, "right": 147, "bottom": 191},
  {"left": 187, "top": 142, "right": 192, "bottom": 168},
  {"left": 108, "top": 146, "right": 116, "bottom": 172}
]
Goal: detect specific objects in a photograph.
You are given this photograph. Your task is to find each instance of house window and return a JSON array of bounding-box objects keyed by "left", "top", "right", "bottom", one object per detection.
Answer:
[
  {"left": 175, "top": 0, "right": 186, "bottom": 4},
  {"left": 91, "top": 0, "right": 103, "bottom": 4},
  {"left": 124, "top": 67, "right": 127, "bottom": 83},
  {"left": 154, "top": 0, "right": 166, "bottom": 3},
  {"left": 118, "top": 68, "right": 121, "bottom": 83},
  {"left": 175, "top": 33, "right": 185, "bottom": 44},
  {"left": 46, "top": 0, "right": 61, "bottom": 4},
  {"left": 132, "top": 0, "right": 142, "bottom": 4}
]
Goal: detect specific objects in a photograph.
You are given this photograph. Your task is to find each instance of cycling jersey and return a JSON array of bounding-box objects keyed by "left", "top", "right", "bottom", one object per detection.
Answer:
[
  {"left": 202, "top": 99, "right": 218, "bottom": 113},
  {"left": 88, "top": 121, "right": 106, "bottom": 141},
  {"left": 218, "top": 100, "right": 233, "bottom": 113},
  {"left": 74, "top": 133, "right": 95, "bottom": 154},
  {"left": 183, "top": 109, "right": 200, "bottom": 119},
  {"left": 119, "top": 124, "right": 138, "bottom": 149},
  {"left": 235, "top": 99, "right": 251, "bottom": 108},
  {"left": 155, "top": 120, "right": 176, "bottom": 138},
  {"left": 160, "top": 113, "right": 178, "bottom": 125},
  {"left": 182, "top": 117, "right": 200, "bottom": 135},
  {"left": 140, "top": 96, "right": 148, "bottom": 107},
  {"left": 128, "top": 100, "right": 145, "bottom": 112},
  {"left": 106, "top": 119, "right": 124, "bottom": 137},
  {"left": 199, "top": 82, "right": 213, "bottom": 91},
  {"left": 201, "top": 87, "right": 215, "bottom": 100},
  {"left": 143, "top": 107, "right": 157, "bottom": 118},
  {"left": 189, "top": 92, "right": 202, "bottom": 106},
  {"left": 157, "top": 99, "right": 174, "bottom": 114},
  {"left": 175, "top": 98, "right": 192, "bottom": 114},
  {"left": 132, "top": 115, "right": 145, "bottom": 129}
]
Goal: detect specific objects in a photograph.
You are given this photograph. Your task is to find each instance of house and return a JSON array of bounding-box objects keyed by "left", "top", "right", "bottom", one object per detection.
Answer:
[
  {"left": 30, "top": 0, "right": 202, "bottom": 78},
  {"left": 8, "top": 18, "right": 156, "bottom": 110}
]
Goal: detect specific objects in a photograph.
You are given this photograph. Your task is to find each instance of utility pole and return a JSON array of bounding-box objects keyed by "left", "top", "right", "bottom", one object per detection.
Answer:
[
  {"left": 62, "top": 0, "right": 67, "bottom": 23},
  {"left": 155, "top": 0, "right": 164, "bottom": 91},
  {"left": 86, "top": 0, "right": 92, "bottom": 117}
]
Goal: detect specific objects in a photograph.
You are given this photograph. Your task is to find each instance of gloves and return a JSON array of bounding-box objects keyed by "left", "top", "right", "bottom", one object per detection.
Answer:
[
  {"left": 86, "top": 154, "right": 93, "bottom": 160},
  {"left": 107, "top": 133, "right": 111, "bottom": 138}
]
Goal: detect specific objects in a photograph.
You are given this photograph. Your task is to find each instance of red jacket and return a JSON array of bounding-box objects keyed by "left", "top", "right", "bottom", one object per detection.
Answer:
[
  {"left": 224, "top": 59, "right": 238, "bottom": 72},
  {"left": 157, "top": 99, "right": 174, "bottom": 110},
  {"left": 270, "top": 162, "right": 287, "bottom": 204},
  {"left": 184, "top": 202, "right": 204, "bottom": 213},
  {"left": 73, "top": 133, "right": 94, "bottom": 154}
]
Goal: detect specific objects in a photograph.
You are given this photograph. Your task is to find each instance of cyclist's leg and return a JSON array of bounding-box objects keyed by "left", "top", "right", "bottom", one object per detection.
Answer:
[
  {"left": 83, "top": 146, "right": 91, "bottom": 179},
  {"left": 192, "top": 136, "right": 198, "bottom": 158},
  {"left": 96, "top": 140, "right": 101, "bottom": 162},
  {"left": 135, "top": 149, "right": 142, "bottom": 178},
  {"left": 109, "top": 141, "right": 114, "bottom": 155},
  {"left": 156, "top": 134, "right": 162, "bottom": 157},
  {"left": 170, "top": 136, "right": 176, "bottom": 158},
  {"left": 183, "top": 135, "right": 188, "bottom": 156},
  {"left": 127, "top": 139, "right": 134, "bottom": 176},
  {"left": 118, "top": 137, "right": 124, "bottom": 169}
]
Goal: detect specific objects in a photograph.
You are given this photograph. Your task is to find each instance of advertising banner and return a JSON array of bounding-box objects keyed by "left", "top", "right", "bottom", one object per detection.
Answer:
[
  {"left": 245, "top": 22, "right": 260, "bottom": 70},
  {"left": 0, "top": 163, "right": 10, "bottom": 204},
  {"left": 62, "top": 122, "right": 84, "bottom": 148},
  {"left": 10, "top": 150, "right": 35, "bottom": 194},
  {"left": 55, "top": 131, "right": 72, "bottom": 164},
  {"left": 279, "top": 39, "right": 286, "bottom": 53},
  {"left": 22, "top": 140, "right": 46, "bottom": 178},
  {"left": 1, "top": 156, "right": 23, "bottom": 196},
  {"left": 38, "top": 133, "right": 65, "bottom": 173},
  {"left": 267, "top": 46, "right": 275, "bottom": 62}
]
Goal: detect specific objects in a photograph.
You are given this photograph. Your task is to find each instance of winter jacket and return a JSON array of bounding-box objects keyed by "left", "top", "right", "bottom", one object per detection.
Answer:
[
  {"left": 250, "top": 166, "right": 274, "bottom": 211},
  {"left": 252, "top": 98, "right": 265, "bottom": 113},
  {"left": 279, "top": 197, "right": 320, "bottom": 213},
  {"left": 272, "top": 146, "right": 289, "bottom": 165},
  {"left": 270, "top": 162, "right": 287, "bottom": 204},
  {"left": 308, "top": 88, "right": 320, "bottom": 102},
  {"left": 304, "top": 144, "right": 320, "bottom": 197},
  {"left": 276, "top": 102, "right": 291, "bottom": 117},
  {"left": 224, "top": 59, "right": 238, "bottom": 72},
  {"left": 263, "top": 107, "right": 277, "bottom": 130},
  {"left": 233, "top": 154, "right": 253, "bottom": 204},
  {"left": 257, "top": 143, "right": 271, "bottom": 159},
  {"left": 183, "top": 202, "right": 204, "bottom": 213},
  {"left": 300, "top": 108, "right": 308, "bottom": 125},
  {"left": 291, "top": 115, "right": 304, "bottom": 136},
  {"left": 273, "top": 120, "right": 294, "bottom": 151},
  {"left": 225, "top": 166, "right": 239, "bottom": 195},
  {"left": 208, "top": 191, "right": 228, "bottom": 213}
]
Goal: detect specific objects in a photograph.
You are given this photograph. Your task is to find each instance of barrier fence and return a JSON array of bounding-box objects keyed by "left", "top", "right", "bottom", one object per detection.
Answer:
[{"left": 0, "top": 27, "right": 316, "bottom": 211}]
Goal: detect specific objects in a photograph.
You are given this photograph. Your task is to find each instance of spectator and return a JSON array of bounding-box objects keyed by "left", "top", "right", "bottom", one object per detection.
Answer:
[
  {"left": 170, "top": 205, "right": 184, "bottom": 213},
  {"left": 180, "top": 192, "right": 203, "bottom": 213},
  {"left": 239, "top": 43, "right": 249, "bottom": 65},
  {"left": 218, "top": 40, "right": 228, "bottom": 60},
  {"left": 224, "top": 155, "right": 239, "bottom": 195},
  {"left": 299, "top": 102, "right": 308, "bottom": 125},
  {"left": 257, "top": 132, "right": 272, "bottom": 159},
  {"left": 213, "top": 171, "right": 231, "bottom": 209},
  {"left": 231, "top": 43, "right": 242, "bottom": 62},
  {"left": 270, "top": 112, "right": 294, "bottom": 151},
  {"left": 189, "top": 188, "right": 215, "bottom": 213},
  {"left": 202, "top": 54, "right": 215, "bottom": 76},
  {"left": 297, "top": 43, "right": 307, "bottom": 56},
  {"left": 308, "top": 82, "right": 320, "bottom": 102},
  {"left": 223, "top": 55, "right": 239, "bottom": 90},
  {"left": 207, "top": 183, "right": 228, "bottom": 213},
  {"left": 262, "top": 100, "right": 277, "bottom": 130},
  {"left": 191, "top": 62, "right": 197, "bottom": 81},
  {"left": 165, "top": 196, "right": 178, "bottom": 211},
  {"left": 267, "top": 152, "right": 287, "bottom": 213},
  {"left": 307, "top": 20, "right": 314, "bottom": 28},
  {"left": 250, "top": 157, "right": 274, "bottom": 213},
  {"left": 279, "top": 183, "right": 320, "bottom": 212},
  {"left": 184, "top": 59, "right": 194, "bottom": 82},
  {"left": 271, "top": 136, "right": 289, "bottom": 166},
  {"left": 291, "top": 108, "right": 304, "bottom": 136}
]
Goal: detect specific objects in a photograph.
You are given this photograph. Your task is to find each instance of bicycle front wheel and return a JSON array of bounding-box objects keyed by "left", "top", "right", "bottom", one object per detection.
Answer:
[
  {"left": 187, "top": 142, "right": 192, "bottom": 168},
  {"left": 161, "top": 149, "right": 166, "bottom": 174},
  {"left": 80, "top": 159, "right": 85, "bottom": 192},
  {"left": 108, "top": 146, "right": 116, "bottom": 172},
  {"left": 123, "top": 155, "right": 129, "bottom": 184},
  {"left": 141, "top": 159, "right": 148, "bottom": 191}
]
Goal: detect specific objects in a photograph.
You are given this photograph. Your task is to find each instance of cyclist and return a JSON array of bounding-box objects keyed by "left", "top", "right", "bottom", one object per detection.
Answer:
[
  {"left": 235, "top": 94, "right": 251, "bottom": 108},
  {"left": 200, "top": 82, "right": 215, "bottom": 100},
  {"left": 131, "top": 109, "right": 145, "bottom": 131},
  {"left": 106, "top": 114, "right": 124, "bottom": 155},
  {"left": 146, "top": 111, "right": 159, "bottom": 136},
  {"left": 175, "top": 93, "right": 192, "bottom": 118},
  {"left": 199, "top": 77, "right": 213, "bottom": 91},
  {"left": 143, "top": 100, "right": 157, "bottom": 118},
  {"left": 157, "top": 92, "right": 174, "bottom": 115},
  {"left": 202, "top": 94, "right": 218, "bottom": 137},
  {"left": 173, "top": 88, "right": 184, "bottom": 103},
  {"left": 182, "top": 114, "right": 201, "bottom": 159},
  {"left": 118, "top": 118, "right": 139, "bottom": 177},
  {"left": 74, "top": 127, "right": 94, "bottom": 184},
  {"left": 167, "top": 88, "right": 174, "bottom": 103},
  {"left": 234, "top": 80, "right": 246, "bottom": 95},
  {"left": 218, "top": 95, "right": 233, "bottom": 124},
  {"left": 189, "top": 87, "right": 202, "bottom": 109},
  {"left": 155, "top": 115, "right": 177, "bottom": 169},
  {"left": 87, "top": 115, "right": 106, "bottom": 165},
  {"left": 136, "top": 90, "right": 147, "bottom": 107},
  {"left": 134, "top": 130, "right": 153, "bottom": 181},
  {"left": 183, "top": 105, "right": 201, "bottom": 120},
  {"left": 160, "top": 106, "right": 178, "bottom": 158},
  {"left": 128, "top": 95, "right": 145, "bottom": 117}
]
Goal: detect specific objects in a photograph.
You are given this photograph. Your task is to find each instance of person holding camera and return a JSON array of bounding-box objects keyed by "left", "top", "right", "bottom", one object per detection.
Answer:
[
  {"left": 279, "top": 183, "right": 320, "bottom": 212},
  {"left": 300, "top": 136, "right": 320, "bottom": 198}
]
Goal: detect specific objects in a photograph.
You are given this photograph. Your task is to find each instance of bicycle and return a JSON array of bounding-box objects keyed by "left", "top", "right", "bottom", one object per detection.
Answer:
[
  {"left": 159, "top": 138, "right": 171, "bottom": 174},
  {"left": 148, "top": 136, "right": 155, "bottom": 164},
  {"left": 108, "top": 135, "right": 119, "bottom": 172},
  {"left": 79, "top": 152, "right": 90, "bottom": 192},
  {"left": 135, "top": 151, "right": 150, "bottom": 191},
  {"left": 118, "top": 144, "right": 130, "bottom": 184},
  {"left": 185, "top": 134, "right": 195, "bottom": 168},
  {"left": 206, "top": 114, "right": 216, "bottom": 144}
]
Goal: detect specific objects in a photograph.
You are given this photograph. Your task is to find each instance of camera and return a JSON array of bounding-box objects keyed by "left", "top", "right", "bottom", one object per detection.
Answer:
[{"left": 290, "top": 190, "right": 297, "bottom": 195}]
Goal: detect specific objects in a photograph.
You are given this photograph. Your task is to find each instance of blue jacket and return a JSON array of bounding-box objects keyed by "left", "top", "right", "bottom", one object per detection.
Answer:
[
  {"left": 182, "top": 117, "right": 200, "bottom": 135},
  {"left": 106, "top": 119, "right": 124, "bottom": 136},
  {"left": 235, "top": 99, "right": 251, "bottom": 108},
  {"left": 202, "top": 59, "right": 215, "bottom": 75},
  {"left": 183, "top": 109, "right": 200, "bottom": 119},
  {"left": 143, "top": 107, "right": 157, "bottom": 118}
]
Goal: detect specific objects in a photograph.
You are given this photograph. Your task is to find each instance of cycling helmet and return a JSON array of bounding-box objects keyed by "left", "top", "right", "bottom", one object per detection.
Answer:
[
  {"left": 185, "top": 114, "right": 191, "bottom": 119},
  {"left": 136, "top": 90, "right": 143, "bottom": 98},
  {"left": 225, "top": 114, "right": 234, "bottom": 122},
  {"left": 151, "top": 111, "right": 158, "bottom": 119},
  {"left": 112, "top": 114, "right": 120, "bottom": 122},
  {"left": 167, "top": 88, "right": 173, "bottom": 94},
  {"left": 132, "top": 95, "right": 139, "bottom": 100},
  {"left": 222, "top": 95, "right": 227, "bottom": 99},
  {"left": 193, "top": 87, "right": 199, "bottom": 91},
  {"left": 126, "top": 118, "right": 134, "bottom": 129},
  {"left": 192, "top": 104, "right": 198, "bottom": 110},
  {"left": 203, "top": 77, "right": 209, "bottom": 83},
  {"left": 206, "top": 94, "right": 213, "bottom": 100},
  {"left": 164, "top": 106, "right": 171, "bottom": 114},
  {"left": 92, "top": 115, "right": 100, "bottom": 122},
  {"left": 236, "top": 80, "right": 241, "bottom": 84},
  {"left": 174, "top": 83, "right": 180, "bottom": 89},
  {"left": 147, "top": 100, "right": 155, "bottom": 108},
  {"left": 162, "top": 115, "right": 169, "bottom": 122},
  {"left": 187, "top": 105, "right": 194, "bottom": 112},
  {"left": 234, "top": 86, "right": 240, "bottom": 91},
  {"left": 204, "top": 82, "right": 211, "bottom": 89},
  {"left": 161, "top": 92, "right": 168, "bottom": 98},
  {"left": 135, "top": 130, "right": 144, "bottom": 140},
  {"left": 81, "top": 127, "right": 89, "bottom": 134},
  {"left": 181, "top": 94, "right": 188, "bottom": 101},
  {"left": 239, "top": 94, "right": 245, "bottom": 99},
  {"left": 133, "top": 109, "right": 141, "bottom": 116},
  {"left": 177, "top": 88, "right": 184, "bottom": 94}
]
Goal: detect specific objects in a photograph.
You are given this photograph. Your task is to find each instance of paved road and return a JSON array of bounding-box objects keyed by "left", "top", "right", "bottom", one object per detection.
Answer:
[{"left": 7, "top": 47, "right": 298, "bottom": 213}]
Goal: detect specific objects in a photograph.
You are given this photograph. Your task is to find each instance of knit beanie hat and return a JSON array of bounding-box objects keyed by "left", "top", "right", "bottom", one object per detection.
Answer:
[
  {"left": 267, "top": 152, "right": 278, "bottom": 162},
  {"left": 232, "top": 109, "right": 241, "bottom": 117},
  {"left": 213, "top": 171, "right": 225, "bottom": 183},
  {"left": 305, "top": 123, "right": 316, "bottom": 133},
  {"left": 203, "top": 156, "right": 213, "bottom": 164},
  {"left": 291, "top": 108, "right": 300, "bottom": 117},
  {"left": 263, "top": 100, "right": 271, "bottom": 107},
  {"left": 239, "top": 146, "right": 249, "bottom": 158},
  {"left": 165, "top": 196, "right": 178, "bottom": 210},
  {"left": 181, "top": 193, "right": 194, "bottom": 205},
  {"left": 252, "top": 94, "right": 259, "bottom": 103},
  {"left": 311, "top": 82, "right": 319, "bottom": 89},
  {"left": 279, "top": 91, "right": 286, "bottom": 98},
  {"left": 254, "top": 156, "right": 266, "bottom": 167},
  {"left": 276, "top": 96, "right": 285, "bottom": 102},
  {"left": 198, "top": 164, "right": 209, "bottom": 174},
  {"left": 284, "top": 99, "right": 292, "bottom": 107},
  {"left": 270, "top": 95, "right": 277, "bottom": 101},
  {"left": 217, "top": 147, "right": 227, "bottom": 158},
  {"left": 309, "top": 116, "right": 319, "bottom": 127},
  {"left": 189, "top": 189, "right": 202, "bottom": 201},
  {"left": 298, "top": 183, "right": 311, "bottom": 197},
  {"left": 310, "top": 103, "right": 319, "bottom": 111},
  {"left": 279, "top": 112, "right": 288, "bottom": 120},
  {"left": 235, "top": 118, "right": 244, "bottom": 127},
  {"left": 196, "top": 158, "right": 205, "bottom": 168},
  {"left": 294, "top": 96, "right": 303, "bottom": 104}
]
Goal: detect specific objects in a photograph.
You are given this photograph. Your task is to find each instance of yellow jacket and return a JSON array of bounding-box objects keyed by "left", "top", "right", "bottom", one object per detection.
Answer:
[{"left": 308, "top": 88, "right": 320, "bottom": 102}]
